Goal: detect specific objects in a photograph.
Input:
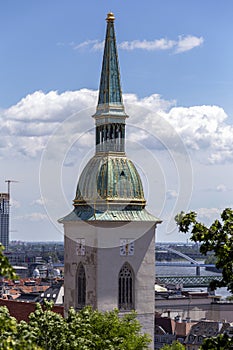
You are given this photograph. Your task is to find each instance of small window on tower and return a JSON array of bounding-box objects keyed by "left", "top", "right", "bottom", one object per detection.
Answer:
[
  {"left": 76, "top": 263, "right": 86, "bottom": 309},
  {"left": 118, "top": 262, "right": 134, "bottom": 310}
]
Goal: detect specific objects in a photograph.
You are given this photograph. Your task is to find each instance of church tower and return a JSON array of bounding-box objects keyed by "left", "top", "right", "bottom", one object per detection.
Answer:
[{"left": 59, "top": 13, "right": 161, "bottom": 345}]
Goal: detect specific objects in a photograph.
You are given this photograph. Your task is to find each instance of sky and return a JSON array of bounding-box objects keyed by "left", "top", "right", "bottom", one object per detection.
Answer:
[{"left": 1, "top": 0, "right": 233, "bottom": 243}]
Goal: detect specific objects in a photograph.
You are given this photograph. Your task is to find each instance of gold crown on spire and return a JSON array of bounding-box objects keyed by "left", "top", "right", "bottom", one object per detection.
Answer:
[{"left": 106, "top": 12, "right": 115, "bottom": 21}]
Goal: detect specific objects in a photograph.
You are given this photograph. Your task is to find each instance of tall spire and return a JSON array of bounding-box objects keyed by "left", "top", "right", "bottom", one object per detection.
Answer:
[
  {"left": 94, "top": 12, "right": 127, "bottom": 118},
  {"left": 93, "top": 13, "right": 128, "bottom": 154}
]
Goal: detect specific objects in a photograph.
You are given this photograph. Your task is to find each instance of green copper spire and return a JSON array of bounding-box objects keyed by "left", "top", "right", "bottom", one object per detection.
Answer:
[
  {"left": 93, "top": 13, "right": 128, "bottom": 154},
  {"left": 94, "top": 12, "right": 127, "bottom": 118},
  {"left": 59, "top": 12, "right": 161, "bottom": 223}
]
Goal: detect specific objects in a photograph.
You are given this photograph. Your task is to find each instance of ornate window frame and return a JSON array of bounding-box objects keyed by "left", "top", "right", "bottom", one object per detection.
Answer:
[{"left": 118, "top": 262, "right": 134, "bottom": 310}]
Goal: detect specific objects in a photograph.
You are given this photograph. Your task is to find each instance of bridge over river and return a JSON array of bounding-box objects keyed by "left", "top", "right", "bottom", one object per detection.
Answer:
[
  {"left": 156, "top": 261, "right": 217, "bottom": 276},
  {"left": 155, "top": 275, "right": 222, "bottom": 288},
  {"left": 155, "top": 245, "right": 222, "bottom": 287},
  {"left": 156, "top": 244, "right": 217, "bottom": 276}
]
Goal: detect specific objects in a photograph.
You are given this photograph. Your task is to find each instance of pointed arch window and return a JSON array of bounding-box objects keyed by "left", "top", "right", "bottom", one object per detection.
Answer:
[
  {"left": 118, "top": 262, "right": 134, "bottom": 310},
  {"left": 76, "top": 263, "right": 86, "bottom": 309}
]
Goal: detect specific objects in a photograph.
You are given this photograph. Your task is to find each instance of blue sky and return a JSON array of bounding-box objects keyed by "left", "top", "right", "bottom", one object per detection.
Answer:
[
  {"left": 1, "top": 1, "right": 233, "bottom": 112},
  {"left": 1, "top": 1, "right": 233, "bottom": 242}
]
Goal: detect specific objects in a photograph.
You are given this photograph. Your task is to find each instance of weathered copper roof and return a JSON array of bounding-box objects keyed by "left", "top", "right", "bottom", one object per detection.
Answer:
[
  {"left": 60, "top": 206, "right": 160, "bottom": 223},
  {"left": 73, "top": 154, "right": 146, "bottom": 208},
  {"left": 93, "top": 12, "right": 127, "bottom": 118}
]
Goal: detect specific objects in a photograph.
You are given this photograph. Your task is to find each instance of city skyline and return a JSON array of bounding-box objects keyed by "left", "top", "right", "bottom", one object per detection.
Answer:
[{"left": 0, "top": 1, "right": 233, "bottom": 242}]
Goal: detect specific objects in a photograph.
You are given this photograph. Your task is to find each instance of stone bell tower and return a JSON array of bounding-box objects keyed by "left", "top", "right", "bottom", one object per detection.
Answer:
[{"left": 59, "top": 13, "right": 161, "bottom": 345}]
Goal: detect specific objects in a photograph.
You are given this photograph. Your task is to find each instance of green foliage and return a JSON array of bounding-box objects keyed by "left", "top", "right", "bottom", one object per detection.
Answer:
[
  {"left": 160, "top": 340, "right": 185, "bottom": 349},
  {"left": 175, "top": 208, "right": 233, "bottom": 349},
  {"left": 0, "top": 244, "right": 17, "bottom": 280},
  {"left": 175, "top": 208, "right": 233, "bottom": 293},
  {"left": 200, "top": 333, "right": 233, "bottom": 350},
  {"left": 204, "top": 254, "right": 217, "bottom": 265},
  {"left": 0, "top": 306, "right": 41, "bottom": 349},
  {"left": 0, "top": 303, "right": 150, "bottom": 349},
  {"left": 175, "top": 211, "right": 197, "bottom": 233}
]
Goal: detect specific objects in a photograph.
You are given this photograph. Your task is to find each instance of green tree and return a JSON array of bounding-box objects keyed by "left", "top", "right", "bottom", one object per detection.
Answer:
[
  {"left": 200, "top": 333, "right": 233, "bottom": 350},
  {"left": 0, "top": 306, "right": 41, "bottom": 350},
  {"left": 175, "top": 208, "right": 233, "bottom": 292},
  {"left": 161, "top": 340, "right": 185, "bottom": 349},
  {"left": 175, "top": 208, "right": 233, "bottom": 350},
  {"left": 0, "top": 244, "right": 17, "bottom": 280},
  {"left": 0, "top": 301, "right": 151, "bottom": 349}
]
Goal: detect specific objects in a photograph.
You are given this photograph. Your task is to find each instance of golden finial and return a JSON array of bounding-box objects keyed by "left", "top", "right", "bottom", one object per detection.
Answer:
[{"left": 106, "top": 12, "right": 115, "bottom": 22}]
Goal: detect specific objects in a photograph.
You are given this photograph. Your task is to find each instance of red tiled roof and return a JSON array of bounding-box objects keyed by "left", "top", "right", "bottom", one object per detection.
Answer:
[
  {"left": 19, "top": 285, "right": 49, "bottom": 294},
  {"left": 155, "top": 315, "right": 197, "bottom": 338},
  {"left": 0, "top": 299, "right": 64, "bottom": 322},
  {"left": 175, "top": 321, "right": 195, "bottom": 337}
]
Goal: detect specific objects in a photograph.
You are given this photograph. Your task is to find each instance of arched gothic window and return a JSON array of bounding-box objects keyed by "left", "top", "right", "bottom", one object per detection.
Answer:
[
  {"left": 76, "top": 263, "right": 86, "bottom": 309},
  {"left": 118, "top": 262, "right": 134, "bottom": 310}
]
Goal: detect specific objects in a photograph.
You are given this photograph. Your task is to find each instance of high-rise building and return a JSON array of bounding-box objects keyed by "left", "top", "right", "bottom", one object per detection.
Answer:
[
  {"left": 0, "top": 193, "right": 9, "bottom": 251},
  {"left": 59, "top": 13, "right": 161, "bottom": 346}
]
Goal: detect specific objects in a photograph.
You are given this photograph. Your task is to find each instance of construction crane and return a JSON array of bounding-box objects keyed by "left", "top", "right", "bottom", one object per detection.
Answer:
[{"left": 5, "top": 180, "right": 19, "bottom": 199}]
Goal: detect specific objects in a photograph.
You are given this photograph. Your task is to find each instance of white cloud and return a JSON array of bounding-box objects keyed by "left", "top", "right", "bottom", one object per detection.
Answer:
[
  {"left": 11, "top": 198, "right": 20, "bottom": 208},
  {"left": 176, "top": 207, "right": 227, "bottom": 228},
  {"left": 195, "top": 206, "right": 233, "bottom": 225},
  {"left": 124, "top": 93, "right": 174, "bottom": 113},
  {"left": 175, "top": 35, "right": 204, "bottom": 53},
  {"left": 216, "top": 184, "right": 227, "bottom": 192},
  {"left": 125, "top": 95, "right": 233, "bottom": 164},
  {"left": 15, "top": 212, "right": 48, "bottom": 221},
  {"left": 73, "top": 39, "right": 100, "bottom": 50},
  {"left": 166, "top": 190, "right": 178, "bottom": 200},
  {"left": 2, "top": 89, "right": 97, "bottom": 123},
  {"left": 158, "top": 105, "right": 233, "bottom": 163},
  {"left": 93, "top": 41, "right": 105, "bottom": 51},
  {"left": 119, "top": 38, "right": 175, "bottom": 51},
  {"left": 74, "top": 35, "right": 203, "bottom": 54},
  {"left": 0, "top": 89, "right": 97, "bottom": 158},
  {"left": 31, "top": 198, "right": 44, "bottom": 206},
  {"left": 1, "top": 89, "right": 233, "bottom": 164},
  {"left": 197, "top": 207, "right": 221, "bottom": 220}
]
